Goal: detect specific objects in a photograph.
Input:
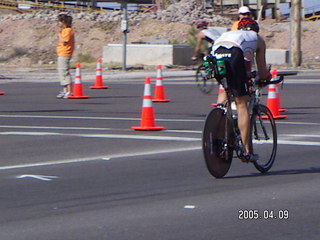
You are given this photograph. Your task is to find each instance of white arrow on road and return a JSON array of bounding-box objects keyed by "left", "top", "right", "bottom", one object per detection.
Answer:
[{"left": 16, "top": 174, "right": 58, "bottom": 181}]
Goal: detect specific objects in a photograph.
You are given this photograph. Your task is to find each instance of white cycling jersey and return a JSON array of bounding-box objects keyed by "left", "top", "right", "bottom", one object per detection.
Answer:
[
  {"left": 201, "top": 28, "right": 221, "bottom": 43},
  {"left": 212, "top": 30, "right": 258, "bottom": 60}
]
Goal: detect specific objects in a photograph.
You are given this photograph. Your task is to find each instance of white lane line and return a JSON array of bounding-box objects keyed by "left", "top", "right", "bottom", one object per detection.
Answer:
[
  {"left": 278, "top": 140, "right": 320, "bottom": 146},
  {"left": 1, "top": 115, "right": 319, "bottom": 126},
  {"left": 276, "top": 121, "right": 320, "bottom": 126},
  {"left": 16, "top": 174, "right": 58, "bottom": 181},
  {"left": 0, "top": 114, "right": 203, "bottom": 122},
  {"left": 1, "top": 131, "right": 320, "bottom": 146},
  {"left": 0, "top": 146, "right": 201, "bottom": 170},
  {"left": 0, "top": 125, "right": 115, "bottom": 131},
  {"left": 0, "top": 131, "right": 200, "bottom": 141},
  {"left": 281, "top": 134, "right": 320, "bottom": 138},
  {"left": 0, "top": 125, "right": 203, "bottom": 133}
]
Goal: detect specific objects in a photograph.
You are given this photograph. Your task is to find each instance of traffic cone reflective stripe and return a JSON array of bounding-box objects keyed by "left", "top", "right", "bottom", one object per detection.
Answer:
[
  {"left": 132, "top": 77, "right": 164, "bottom": 131},
  {"left": 68, "top": 63, "right": 89, "bottom": 99},
  {"left": 90, "top": 58, "right": 109, "bottom": 89},
  {"left": 153, "top": 65, "right": 170, "bottom": 102},
  {"left": 263, "top": 84, "right": 286, "bottom": 119}
]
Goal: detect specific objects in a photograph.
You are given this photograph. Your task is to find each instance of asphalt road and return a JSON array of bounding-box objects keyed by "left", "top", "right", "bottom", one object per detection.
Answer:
[{"left": 0, "top": 69, "right": 319, "bottom": 240}]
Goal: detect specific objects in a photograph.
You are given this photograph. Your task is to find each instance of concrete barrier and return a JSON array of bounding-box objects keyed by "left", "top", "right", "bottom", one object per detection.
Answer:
[
  {"left": 103, "top": 44, "right": 290, "bottom": 66},
  {"left": 266, "top": 49, "right": 289, "bottom": 65},
  {"left": 103, "top": 44, "right": 194, "bottom": 66}
]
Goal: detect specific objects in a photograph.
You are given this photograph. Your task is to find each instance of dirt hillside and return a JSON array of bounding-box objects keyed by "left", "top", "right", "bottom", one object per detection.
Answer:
[{"left": 0, "top": 9, "right": 319, "bottom": 68}]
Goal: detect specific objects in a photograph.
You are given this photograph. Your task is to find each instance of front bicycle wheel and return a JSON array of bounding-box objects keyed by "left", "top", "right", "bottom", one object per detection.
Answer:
[
  {"left": 251, "top": 104, "right": 277, "bottom": 173},
  {"left": 202, "top": 108, "right": 233, "bottom": 178},
  {"left": 195, "top": 64, "right": 214, "bottom": 94}
]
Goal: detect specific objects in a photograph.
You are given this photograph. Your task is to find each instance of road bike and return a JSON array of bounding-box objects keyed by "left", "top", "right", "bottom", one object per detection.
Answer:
[
  {"left": 202, "top": 57, "right": 285, "bottom": 178},
  {"left": 195, "top": 54, "right": 215, "bottom": 94}
]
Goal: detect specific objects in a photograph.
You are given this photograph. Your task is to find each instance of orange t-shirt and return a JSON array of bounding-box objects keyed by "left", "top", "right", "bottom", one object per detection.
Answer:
[
  {"left": 57, "top": 27, "right": 74, "bottom": 57},
  {"left": 231, "top": 20, "right": 240, "bottom": 31}
]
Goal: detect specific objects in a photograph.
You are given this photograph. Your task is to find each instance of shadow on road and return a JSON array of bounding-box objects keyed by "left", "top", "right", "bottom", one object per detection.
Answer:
[{"left": 225, "top": 167, "right": 320, "bottom": 179}]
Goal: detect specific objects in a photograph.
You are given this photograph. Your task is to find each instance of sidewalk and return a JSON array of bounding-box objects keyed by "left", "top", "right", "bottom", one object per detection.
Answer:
[
  {"left": 0, "top": 66, "right": 319, "bottom": 83},
  {"left": 0, "top": 67, "right": 197, "bottom": 83}
]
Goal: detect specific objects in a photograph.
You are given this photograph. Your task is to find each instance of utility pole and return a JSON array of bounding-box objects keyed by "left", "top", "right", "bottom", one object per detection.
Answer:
[
  {"left": 290, "top": 0, "right": 302, "bottom": 67},
  {"left": 121, "top": 1, "right": 128, "bottom": 71},
  {"left": 275, "top": 0, "right": 280, "bottom": 21}
]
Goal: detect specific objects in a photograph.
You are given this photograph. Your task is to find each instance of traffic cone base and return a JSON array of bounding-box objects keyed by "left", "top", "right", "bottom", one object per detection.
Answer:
[
  {"left": 90, "top": 85, "right": 109, "bottom": 89},
  {"left": 68, "top": 95, "right": 89, "bottom": 99},
  {"left": 132, "top": 126, "right": 165, "bottom": 131}
]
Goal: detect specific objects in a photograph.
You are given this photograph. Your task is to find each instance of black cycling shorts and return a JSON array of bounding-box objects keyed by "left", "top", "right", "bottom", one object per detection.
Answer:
[{"left": 213, "top": 46, "right": 248, "bottom": 97}]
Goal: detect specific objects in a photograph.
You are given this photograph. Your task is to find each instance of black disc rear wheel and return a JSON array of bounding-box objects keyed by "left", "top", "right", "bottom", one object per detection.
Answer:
[{"left": 202, "top": 108, "right": 233, "bottom": 178}]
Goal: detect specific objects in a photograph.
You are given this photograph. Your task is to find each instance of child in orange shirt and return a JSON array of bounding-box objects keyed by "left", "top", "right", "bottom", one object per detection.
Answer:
[{"left": 56, "top": 14, "right": 75, "bottom": 98}]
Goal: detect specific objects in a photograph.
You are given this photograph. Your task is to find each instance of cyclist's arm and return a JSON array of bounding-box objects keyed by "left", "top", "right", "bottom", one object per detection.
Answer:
[
  {"left": 192, "top": 31, "right": 205, "bottom": 60},
  {"left": 255, "top": 35, "right": 271, "bottom": 80}
]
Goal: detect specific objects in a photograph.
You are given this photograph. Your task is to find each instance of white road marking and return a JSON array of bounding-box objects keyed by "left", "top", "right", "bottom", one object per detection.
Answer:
[
  {"left": 16, "top": 174, "right": 58, "bottom": 181},
  {"left": 0, "top": 114, "right": 203, "bottom": 122},
  {"left": 0, "top": 125, "right": 114, "bottom": 131},
  {"left": 0, "top": 146, "right": 201, "bottom": 170},
  {"left": 276, "top": 121, "right": 320, "bottom": 126},
  {"left": 281, "top": 134, "right": 320, "bottom": 138},
  {"left": 0, "top": 125, "right": 203, "bottom": 134},
  {"left": 278, "top": 140, "right": 320, "bottom": 146},
  {"left": 0, "top": 131, "right": 200, "bottom": 141},
  {"left": 0, "top": 115, "right": 319, "bottom": 126},
  {"left": 184, "top": 205, "right": 196, "bottom": 209}
]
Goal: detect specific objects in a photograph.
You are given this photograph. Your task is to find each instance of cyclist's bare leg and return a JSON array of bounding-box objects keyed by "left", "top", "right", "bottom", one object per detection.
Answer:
[
  {"left": 235, "top": 95, "right": 250, "bottom": 154},
  {"left": 217, "top": 91, "right": 227, "bottom": 105}
]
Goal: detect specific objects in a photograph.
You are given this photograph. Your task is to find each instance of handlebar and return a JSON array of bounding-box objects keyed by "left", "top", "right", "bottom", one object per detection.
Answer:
[
  {"left": 255, "top": 75, "right": 284, "bottom": 87},
  {"left": 249, "top": 71, "right": 284, "bottom": 87}
]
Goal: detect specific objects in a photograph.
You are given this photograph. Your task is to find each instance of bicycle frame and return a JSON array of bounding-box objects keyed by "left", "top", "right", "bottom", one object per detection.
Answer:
[{"left": 218, "top": 72, "right": 272, "bottom": 160}]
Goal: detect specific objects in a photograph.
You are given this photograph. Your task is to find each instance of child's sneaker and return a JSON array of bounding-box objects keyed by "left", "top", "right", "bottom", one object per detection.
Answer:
[
  {"left": 63, "top": 92, "right": 72, "bottom": 98},
  {"left": 56, "top": 91, "right": 65, "bottom": 99}
]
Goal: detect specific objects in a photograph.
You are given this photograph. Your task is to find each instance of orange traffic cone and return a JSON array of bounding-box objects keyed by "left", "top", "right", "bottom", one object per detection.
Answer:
[
  {"left": 90, "top": 58, "right": 109, "bottom": 89},
  {"left": 263, "top": 84, "right": 287, "bottom": 119},
  {"left": 211, "top": 85, "right": 225, "bottom": 107},
  {"left": 276, "top": 83, "right": 286, "bottom": 112},
  {"left": 68, "top": 63, "right": 89, "bottom": 99},
  {"left": 152, "top": 65, "right": 170, "bottom": 102},
  {"left": 132, "top": 77, "right": 165, "bottom": 131},
  {"left": 270, "top": 69, "right": 286, "bottom": 112}
]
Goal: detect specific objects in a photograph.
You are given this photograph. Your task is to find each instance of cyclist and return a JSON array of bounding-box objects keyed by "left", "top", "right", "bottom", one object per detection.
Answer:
[
  {"left": 191, "top": 21, "right": 221, "bottom": 61},
  {"left": 211, "top": 18, "right": 271, "bottom": 162},
  {"left": 231, "top": 6, "right": 252, "bottom": 31}
]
